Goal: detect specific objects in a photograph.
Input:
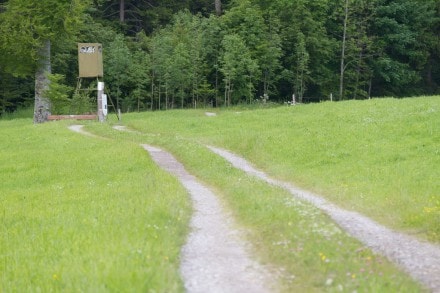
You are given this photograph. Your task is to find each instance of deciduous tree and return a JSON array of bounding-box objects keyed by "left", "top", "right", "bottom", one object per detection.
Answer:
[
  {"left": 220, "top": 34, "right": 259, "bottom": 105},
  {"left": 0, "top": 0, "right": 89, "bottom": 122}
]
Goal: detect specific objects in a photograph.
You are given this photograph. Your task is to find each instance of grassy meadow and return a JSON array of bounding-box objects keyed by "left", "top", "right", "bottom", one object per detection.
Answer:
[
  {"left": 88, "top": 96, "right": 437, "bottom": 292},
  {"left": 116, "top": 96, "right": 439, "bottom": 243},
  {"left": 0, "top": 119, "right": 191, "bottom": 291},
  {"left": 1, "top": 96, "right": 438, "bottom": 292}
]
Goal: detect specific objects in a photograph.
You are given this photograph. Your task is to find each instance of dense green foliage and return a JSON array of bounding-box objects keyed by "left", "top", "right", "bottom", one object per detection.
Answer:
[{"left": 0, "top": 0, "right": 439, "bottom": 115}]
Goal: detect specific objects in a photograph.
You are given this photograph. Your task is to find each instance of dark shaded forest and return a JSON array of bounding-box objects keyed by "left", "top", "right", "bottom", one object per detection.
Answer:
[{"left": 1, "top": 0, "right": 439, "bottom": 116}]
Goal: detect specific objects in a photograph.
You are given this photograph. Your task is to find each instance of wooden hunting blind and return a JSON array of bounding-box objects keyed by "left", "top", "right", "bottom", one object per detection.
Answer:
[
  {"left": 75, "top": 43, "right": 108, "bottom": 122},
  {"left": 78, "top": 43, "right": 103, "bottom": 78}
]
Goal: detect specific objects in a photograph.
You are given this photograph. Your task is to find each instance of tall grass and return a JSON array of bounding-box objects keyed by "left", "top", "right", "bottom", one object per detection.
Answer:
[
  {"left": 0, "top": 119, "right": 191, "bottom": 291},
  {"left": 0, "top": 107, "right": 34, "bottom": 120}
]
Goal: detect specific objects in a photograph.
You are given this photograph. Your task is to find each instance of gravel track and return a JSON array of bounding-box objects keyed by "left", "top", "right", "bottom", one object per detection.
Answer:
[
  {"left": 67, "top": 125, "right": 98, "bottom": 137},
  {"left": 70, "top": 125, "right": 440, "bottom": 292},
  {"left": 71, "top": 125, "right": 276, "bottom": 292},
  {"left": 141, "top": 144, "right": 275, "bottom": 293},
  {"left": 207, "top": 146, "right": 440, "bottom": 292}
]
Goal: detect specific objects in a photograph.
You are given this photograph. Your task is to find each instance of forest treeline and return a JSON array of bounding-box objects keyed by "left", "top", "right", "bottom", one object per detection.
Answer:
[{"left": 0, "top": 0, "right": 439, "bottom": 115}]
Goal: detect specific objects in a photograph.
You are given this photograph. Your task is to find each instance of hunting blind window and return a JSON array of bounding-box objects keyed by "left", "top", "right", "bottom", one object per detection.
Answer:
[{"left": 78, "top": 43, "right": 103, "bottom": 78}]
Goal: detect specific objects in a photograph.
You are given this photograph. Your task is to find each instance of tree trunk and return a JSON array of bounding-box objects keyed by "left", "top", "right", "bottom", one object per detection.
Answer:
[
  {"left": 150, "top": 71, "right": 155, "bottom": 111},
  {"left": 427, "top": 57, "right": 433, "bottom": 90},
  {"left": 33, "top": 39, "right": 51, "bottom": 124},
  {"left": 368, "top": 78, "right": 372, "bottom": 98},
  {"left": 228, "top": 83, "right": 233, "bottom": 106},
  {"left": 215, "top": 62, "right": 219, "bottom": 107},
  {"left": 120, "top": 0, "right": 125, "bottom": 22},
  {"left": 215, "top": 0, "right": 222, "bottom": 16},
  {"left": 158, "top": 83, "right": 163, "bottom": 111},
  {"left": 181, "top": 87, "right": 184, "bottom": 109},
  {"left": 339, "top": 0, "right": 349, "bottom": 101},
  {"left": 353, "top": 48, "right": 363, "bottom": 100},
  {"left": 224, "top": 78, "right": 229, "bottom": 106}
]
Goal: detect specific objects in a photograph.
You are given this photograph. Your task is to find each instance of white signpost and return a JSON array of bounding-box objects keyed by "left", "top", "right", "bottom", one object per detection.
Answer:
[{"left": 97, "top": 82, "right": 106, "bottom": 122}]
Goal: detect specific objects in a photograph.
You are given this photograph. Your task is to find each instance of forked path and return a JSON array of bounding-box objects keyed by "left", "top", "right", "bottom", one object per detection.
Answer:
[
  {"left": 141, "top": 145, "right": 275, "bottom": 293},
  {"left": 208, "top": 146, "right": 440, "bottom": 292},
  {"left": 70, "top": 125, "right": 440, "bottom": 292},
  {"left": 71, "top": 125, "right": 276, "bottom": 292}
]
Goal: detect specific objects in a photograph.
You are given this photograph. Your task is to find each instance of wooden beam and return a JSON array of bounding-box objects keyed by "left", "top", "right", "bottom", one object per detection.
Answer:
[{"left": 47, "top": 114, "right": 97, "bottom": 121}]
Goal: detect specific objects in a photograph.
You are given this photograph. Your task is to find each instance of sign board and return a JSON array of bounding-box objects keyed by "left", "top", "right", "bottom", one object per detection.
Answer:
[{"left": 78, "top": 43, "right": 103, "bottom": 77}]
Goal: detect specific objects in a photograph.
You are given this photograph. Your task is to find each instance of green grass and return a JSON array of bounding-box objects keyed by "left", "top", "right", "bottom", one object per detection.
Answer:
[
  {"left": 2, "top": 96, "right": 437, "bottom": 292},
  {"left": 119, "top": 96, "right": 440, "bottom": 243},
  {"left": 141, "top": 139, "right": 423, "bottom": 292},
  {"left": 85, "top": 96, "right": 439, "bottom": 292},
  {"left": 0, "top": 119, "right": 191, "bottom": 291},
  {"left": 0, "top": 107, "right": 34, "bottom": 120}
]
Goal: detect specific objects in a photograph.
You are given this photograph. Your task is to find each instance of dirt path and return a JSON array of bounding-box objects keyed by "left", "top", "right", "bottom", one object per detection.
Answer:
[
  {"left": 141, "top": 145, "right": 275, "bottom": 293},
  {"left": 70, "top": 125, "right": 440, "bottom": 292},
  {"left": 70, "top": 125, "right": 277, "bottom": 291},
  {"left": 67, "top": 125, "right": 98, "bottom": 137},
  {"left": 70, "top": 125, "right": 276, "bottom": 292},
  {"left": 207, "top": 146, "right": 440, "bottom": 292}
]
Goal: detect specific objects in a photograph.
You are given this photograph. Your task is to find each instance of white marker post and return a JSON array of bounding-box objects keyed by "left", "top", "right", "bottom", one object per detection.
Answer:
[
  {"left": 97, "top": 81, "right": 105, "bottom": 122},
  {"left": 102, "top": 94, "right": 108, "bottom": 117}
]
